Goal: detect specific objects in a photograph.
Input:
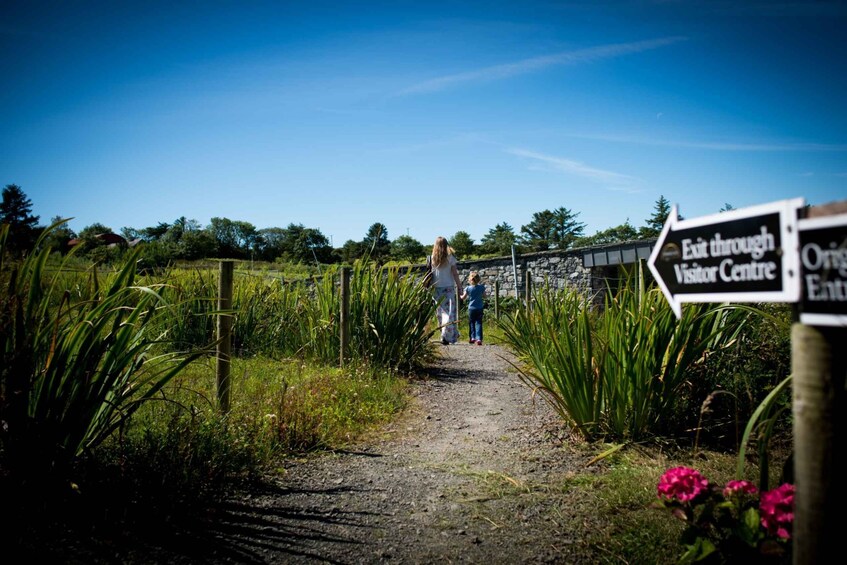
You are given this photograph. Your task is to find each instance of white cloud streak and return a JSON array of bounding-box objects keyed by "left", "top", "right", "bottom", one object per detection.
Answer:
[
  {"left": 567, "top": 133, "right": 847, "bottom": 152},
  {"left": 507, "top": 148, "right": 639, "bottom": 190},
  {"left": 398, "top": 36, "right": 687, "bottom": 95}
]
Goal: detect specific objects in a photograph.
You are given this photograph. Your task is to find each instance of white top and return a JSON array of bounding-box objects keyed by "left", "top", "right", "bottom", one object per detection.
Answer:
[{"left": 431, "top": 254, "right": 458, "bottom": 288}]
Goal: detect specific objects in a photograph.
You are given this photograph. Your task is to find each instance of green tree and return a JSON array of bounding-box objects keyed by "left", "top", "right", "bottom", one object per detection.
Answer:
[
  {"left": 137, "top": 239, "right": 179, "bottom": 271},
  {"left": 120, "top": 226, "right": 142, "bottom": 242},
  {"left": 76, "top": 222, "right": 114, "bottom": 253},
  {"left": 208, "top": 217, "right": 258, "bottom": 259},
  {"left": 121, "top": 222, "right": 170, "bottom": 243},
  {"left": 363, "top": 222, "right": 390, "bottom": 262},
  {"left": 639, "top": 195, "right": 671, "bottom": 238},
  {"left": 128, "top": 217, "right": 211, "bottom": 268},
  {"left": 390, "top": 235, "right": 426, "bottom": 263},
  {"left": 550, "top": 207, "right": 585, "bottom": 249},
  {"left": 575, "top": 220, "right": 639, "bottom": 247},
  {"left": 449, "top": 231, "right": 475, "bottom": 258},
  {"left": 260, "top": 223, "right": 333, "bottom": 264},
  {"left": 256, "top": 227, "right": 287, "bottom": 261},
  {"left": 520, "top": 210, "right": 556, "bottom": 251},
  {"left": 339, "top": 239, "right": 366, "bottom": 264},
  {"left": 1, "top": 184, "right": 41, "bottom": 254},
  {"left": 479, "top": 222, "right": 518, "bottom": 256},
  {"left": 162, "top": 216, "right": 203, "bottom": 244},
  {"left": 142, "top": 222, "right": 171, "bottom": 241},
  {"left": 131, "top": 217, "right": 213, "bottom": 261},
  {"left": 75, "top": 222, "right": 128, "bottom": 263},
  {"left": 520, "top": 207, "right": 585, "bottom": 251},
  {"left": 43, "top": 216, "right": 76, "bottom": 254},
  {"left": 178, "top": 229, "right": 216, "bottom": 260}
]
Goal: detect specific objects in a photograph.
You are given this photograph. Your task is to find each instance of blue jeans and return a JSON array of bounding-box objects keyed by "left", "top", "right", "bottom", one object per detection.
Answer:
[{"left": 468, "top": 308, "right": 484, "bottom": 342}]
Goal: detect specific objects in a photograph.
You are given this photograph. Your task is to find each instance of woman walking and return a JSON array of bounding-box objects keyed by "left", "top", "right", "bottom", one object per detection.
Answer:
[{"left": 429, "top": 236, "right": 463, "bottom": 345}]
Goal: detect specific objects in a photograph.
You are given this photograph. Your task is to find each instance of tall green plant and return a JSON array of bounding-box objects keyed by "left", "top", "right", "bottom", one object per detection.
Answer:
[
  {"left": 499, "top": 288, "right": 604, "bottom": 439},
  {"left": 0, "top": 223, "right": 203, "bottom": 487},
  {"left": 725, "top": 303, "right": 794, "bottom": 490},
  {"left": 598, "top": 268, "right": 748, "bottom": 439},
  {"left": 145, "top": 266, "right": 218, "bottom": 350},
  {"left": 349, "top": 260, "right": 436, "bottom": 371},
  {"left": 499, "top": 263, "right": 749, "bottom": 442},
  {"left": 139, "top": 262, "right": 435, "bottom": 370}
]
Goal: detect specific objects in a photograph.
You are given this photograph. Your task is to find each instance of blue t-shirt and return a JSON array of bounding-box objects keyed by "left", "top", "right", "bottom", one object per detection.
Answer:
[{"left": 464, "top": 284, "right": 486, "bottom": 310}]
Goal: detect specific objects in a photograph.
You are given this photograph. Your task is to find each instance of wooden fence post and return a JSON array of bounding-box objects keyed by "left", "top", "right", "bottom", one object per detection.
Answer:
[
  {"left": 216, "top": 260, "right": 233, "bottom": 414},
  {"left": 494, "top": 280, "right": 500, "bottom": 320},
  {"left": 525, "top": 269, "right": 532, "bottom": 314},
  {"left": 339, "top": 266, "right": 350, "bottom": 367},
  {"left": 792, "top": 324, "right": 846, "bottom": 564}
]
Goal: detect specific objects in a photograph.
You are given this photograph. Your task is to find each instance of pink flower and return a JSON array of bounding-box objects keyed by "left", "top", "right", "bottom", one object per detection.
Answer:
[
  {"left": 657, "top": 466, "right": 710, "bottom": 502},
  {"left": 760, "top": 483, "right": 795, "bottom": 540},
  {"left": 723, "top": 480, "right": 758, "bottom": 497}
]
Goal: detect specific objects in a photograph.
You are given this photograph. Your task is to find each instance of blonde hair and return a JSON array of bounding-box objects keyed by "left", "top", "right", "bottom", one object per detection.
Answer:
[
  {"left": 469, "top": 271, "right": 481, "bottom": 285},
  {"left": 431, "top": 236, "right": 450, "bottom": 267}
]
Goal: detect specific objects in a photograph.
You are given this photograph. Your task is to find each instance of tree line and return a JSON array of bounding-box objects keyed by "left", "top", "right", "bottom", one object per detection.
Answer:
[{"left": 2, "top": 183, "right": 676, "bottom": 267}]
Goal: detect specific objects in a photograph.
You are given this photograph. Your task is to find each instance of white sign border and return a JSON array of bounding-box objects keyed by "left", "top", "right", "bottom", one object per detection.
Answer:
[
  {"left": 798, "top": 212, "right": 847, "bottom": 327},
  {"left": 648, "top": 197, "right": 805, "bottom": 318}
]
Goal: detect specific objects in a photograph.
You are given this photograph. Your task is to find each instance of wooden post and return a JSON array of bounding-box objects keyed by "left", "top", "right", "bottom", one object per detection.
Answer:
[
  {"left": 791, "top": 200, "right": 847, "bottom": 564},
  {"left": 792, "top": 323, "right": 847, "bottom": 564},
  {"left": 511, "top": 245, "right": 519, "bottom": 298},
  {"left": 216, "top": 260, "right": 234, "bottom": 414},
  {"left": 525, "top": 269, "right": 532, "bottom": 314},
  {"left": 494, "top": 280, "right": 500, "bottom": 320},
  {"left": 339, "top": 266, "right": 350, "bottom": 367}
]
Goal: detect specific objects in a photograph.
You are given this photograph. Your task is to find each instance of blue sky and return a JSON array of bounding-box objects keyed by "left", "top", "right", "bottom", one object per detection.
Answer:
[{"left": 2, "top": 0, "right": 845, "bottom": 247}]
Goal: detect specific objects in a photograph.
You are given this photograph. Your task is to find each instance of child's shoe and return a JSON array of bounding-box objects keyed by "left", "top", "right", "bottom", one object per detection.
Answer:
[{"left": 476, "top": 340, "right": 483, "bottom": 345}]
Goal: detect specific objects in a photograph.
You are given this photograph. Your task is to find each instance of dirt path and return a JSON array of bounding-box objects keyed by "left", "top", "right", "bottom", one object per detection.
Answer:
[{"left": 128, "top": 343, "right": 600, "bottom": 564}]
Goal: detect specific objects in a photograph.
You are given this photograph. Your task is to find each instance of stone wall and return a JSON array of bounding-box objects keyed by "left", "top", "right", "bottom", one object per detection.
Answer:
[
  {"left": 454, "top": 250, "right": 593, "bottom": 298},
  {"left": 409, "top": 240, "right": 657, "bottom": 306},
  {"left": 408, "top": 249, "right": 616, "bottom": 306}
]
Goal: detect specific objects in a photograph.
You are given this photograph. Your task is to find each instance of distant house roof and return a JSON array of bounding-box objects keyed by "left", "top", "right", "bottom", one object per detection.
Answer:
[{"left": 67, "top": 233, "right": 128, "bottom": 247}]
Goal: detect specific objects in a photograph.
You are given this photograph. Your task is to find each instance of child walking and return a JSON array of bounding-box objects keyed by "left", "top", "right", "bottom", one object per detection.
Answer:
[{"left": 460, "top": 271, "right": 486, "bottom": 345}]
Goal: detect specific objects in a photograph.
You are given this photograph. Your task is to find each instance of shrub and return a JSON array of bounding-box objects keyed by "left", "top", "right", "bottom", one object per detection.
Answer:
[
  {"left": 655, "top": 466, "right": 793, "bottom": 563},
  {"left": 0, "top": 222, "right": 203, "bottom": 498},
  {"left": 499, "top": 263, "right": 749, "bottom": 441}
]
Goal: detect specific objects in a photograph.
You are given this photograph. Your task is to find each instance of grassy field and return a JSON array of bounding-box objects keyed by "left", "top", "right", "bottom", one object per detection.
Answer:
[{"left": 1, "top": 226, "right": 794, "bottom": 562}]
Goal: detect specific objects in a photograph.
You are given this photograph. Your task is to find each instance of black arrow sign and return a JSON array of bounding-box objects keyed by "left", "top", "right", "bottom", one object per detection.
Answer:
[
  {"left": 647, "top": 199, "right": 803, "bottom": 318},
  {"left": 798, "top": 213, "right": 847, "bottom": 326}
]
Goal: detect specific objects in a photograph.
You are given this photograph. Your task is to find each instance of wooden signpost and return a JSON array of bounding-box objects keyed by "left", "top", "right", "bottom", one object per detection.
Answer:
[
  {"left": 793, "top": 209, "right": 847, "bottom": 564},
  {"left": 649, "top": 197, "right": 845, "bottom": 565}
]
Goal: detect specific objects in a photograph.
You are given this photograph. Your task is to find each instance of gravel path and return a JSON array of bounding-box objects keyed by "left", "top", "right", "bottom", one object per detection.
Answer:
[{"left": 123, "top": 343, "right": 601, "bottom": 564}]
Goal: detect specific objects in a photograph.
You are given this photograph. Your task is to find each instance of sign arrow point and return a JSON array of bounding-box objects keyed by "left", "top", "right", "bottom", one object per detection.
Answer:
[
  {"left": 647, "top": 198, "right": 804, "bottom": 320},
  {"left": 648, "top": 204, "right": 681, "bottom": 318}
]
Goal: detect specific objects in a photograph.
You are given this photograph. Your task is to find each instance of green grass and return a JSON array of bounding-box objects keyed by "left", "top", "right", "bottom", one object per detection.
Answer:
[
  {"left": 124, "top": 354, "right": 410, "bottom": 462},
  {"left": 445, "top": 440, "right": 791, "bottom": 564},
  {"left": 22, "top": 354, "right": 413, "bottom": 544},
  {"left": 3, "top": 226, "right": 794, "bottom": 563},
  {"left": 453, "top": 301, "right": 514, "bottom": 345}
]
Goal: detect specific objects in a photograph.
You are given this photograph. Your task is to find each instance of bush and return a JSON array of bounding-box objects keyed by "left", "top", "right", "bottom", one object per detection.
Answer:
[{"left": 499, "top": 263, "right": 750, "bottom": 442}]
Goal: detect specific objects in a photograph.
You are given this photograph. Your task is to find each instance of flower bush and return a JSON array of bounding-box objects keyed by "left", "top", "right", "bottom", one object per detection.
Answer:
[{"left": 655, "top": 466, "right": 794, "bottom": 563}]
